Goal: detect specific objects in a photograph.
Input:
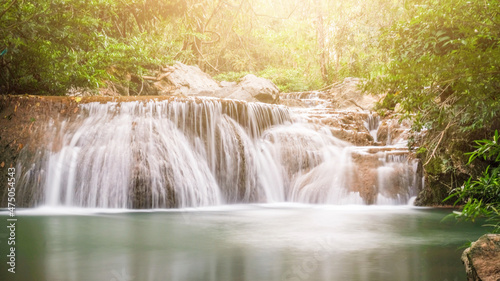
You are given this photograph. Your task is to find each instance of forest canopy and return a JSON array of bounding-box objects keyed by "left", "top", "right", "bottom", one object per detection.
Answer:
[
  {"left": 0, "top": 0, "right": 499, "bottom": 227},
  {"left": 0, "top": 0, "right": 406, "bottom": 95}
]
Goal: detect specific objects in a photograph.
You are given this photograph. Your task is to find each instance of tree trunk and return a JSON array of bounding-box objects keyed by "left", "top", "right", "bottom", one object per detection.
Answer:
[{"left": 314, "top": 0, "right": 328, "bottom": 83}]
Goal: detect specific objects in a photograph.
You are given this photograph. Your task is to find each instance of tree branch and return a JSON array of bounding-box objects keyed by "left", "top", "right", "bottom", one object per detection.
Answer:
[
  {"left": 247, "top": 2, "right": 297, "bottom": 20},
  {"left": 193, "top": 39, "right": 219, "bottom": 72},
  {"left": 424, "top": 122, "right": 453, "bottom": 166},
  {"left": 0, "top": 0, "right": 17, "bottom": 21}
]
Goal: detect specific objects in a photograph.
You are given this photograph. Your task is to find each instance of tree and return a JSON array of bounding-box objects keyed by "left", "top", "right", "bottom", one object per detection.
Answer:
[
  {"left": 0, "top": 0, "right": 409, "bottom": 95},
  {"left": 365, "top": 0, "right": 500, "bottom": 203},
  {"left": 0, "top": 0, "right": 183, "bottom": 95}
]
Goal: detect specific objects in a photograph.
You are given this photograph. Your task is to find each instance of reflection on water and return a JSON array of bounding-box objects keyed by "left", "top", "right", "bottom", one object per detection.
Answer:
[{"left": 0, "top": 205, "right": 486, "bottom": 281}]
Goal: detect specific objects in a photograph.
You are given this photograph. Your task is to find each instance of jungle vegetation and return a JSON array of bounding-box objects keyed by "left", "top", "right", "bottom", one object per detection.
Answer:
[
  {"left": 1, "top": 0, "right": 499, "bottom": 229},
  {"left": 0, "top": 0, "right": 405, "bottom": 95}
]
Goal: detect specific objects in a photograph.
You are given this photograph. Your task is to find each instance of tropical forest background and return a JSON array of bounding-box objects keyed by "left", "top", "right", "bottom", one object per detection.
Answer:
[{"left": 0, "top": 0, "right": 499, "bottom": 231}]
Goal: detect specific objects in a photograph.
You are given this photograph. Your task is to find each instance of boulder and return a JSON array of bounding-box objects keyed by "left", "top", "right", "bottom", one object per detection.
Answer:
[
  {"left": 147, "top": 63, "right": 280, "bottom": 103},
  {"left": 237, "top": 74, "right": 280, "bottom": 103},
  {"left": 215, "top": 74, "right": 280, "bottom": 103},
  {"left": 462, "top": 234, "right": 500, "bottom": 281},
  {"left": 327, "top": 77, "right": 380, "bottom": 111},
  {"left": 157, "top": 62, "right": 221, "bottom": 96}
]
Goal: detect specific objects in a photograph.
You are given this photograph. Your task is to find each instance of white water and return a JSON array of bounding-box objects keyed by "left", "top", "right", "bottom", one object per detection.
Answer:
[
  {"left": 13, "top": 97, "right": 422, "bottom": 209},
  {"left": 364, "top": 114, "right": 380, "bottom": 142}
]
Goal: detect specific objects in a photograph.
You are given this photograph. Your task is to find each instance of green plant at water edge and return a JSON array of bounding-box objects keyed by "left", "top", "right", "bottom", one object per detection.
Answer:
[{"left": 446, "top": 131, "right": 500, "bottom": 233}]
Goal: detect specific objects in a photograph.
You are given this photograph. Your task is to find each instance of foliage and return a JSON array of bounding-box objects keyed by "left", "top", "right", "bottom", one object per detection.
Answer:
[
  {"left": 365, "top": 0, "right": 500, "bottom": 201},
  {"left": 367, "top": 0, "right": 500, "bottom": 133},
  {"left": 446, "top": 131, "right": 500, "bottom": 233},
  {"left": 259, "top": 66, "right": 323, "bottom": 92},
  {"left": 0, "top": 0, "right": 408, "bottom": 95},
  {"left": 0, "top": 0, "right": 183, "bottom": 95},
  {"left": 214, "top": 67, "right": 322, "bottom": 92}
]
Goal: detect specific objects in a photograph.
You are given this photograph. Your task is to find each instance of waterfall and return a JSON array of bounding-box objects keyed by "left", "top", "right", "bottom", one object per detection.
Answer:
[
  {"left": 375, "top": 152, "right": 421, "bottom": 205},
  {"left": 364, "top": 114, "right": 380, "bottom": 142},
  {"left": 11, "top": 97, "right": 422, "bottom": 209}
]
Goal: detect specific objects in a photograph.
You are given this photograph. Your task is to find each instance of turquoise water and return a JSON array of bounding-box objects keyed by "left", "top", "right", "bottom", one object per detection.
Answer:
[{"left": 0, "top": 205, "right": 487, "bottom": 281}]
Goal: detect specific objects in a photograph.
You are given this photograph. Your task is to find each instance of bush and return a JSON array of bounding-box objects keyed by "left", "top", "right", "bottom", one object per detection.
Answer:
[
  {"left": 446, "top": 130, "right": 500, "bottom": 233},
  {"left": 259, "top": 67, "right": 323, "bottom": 92}
]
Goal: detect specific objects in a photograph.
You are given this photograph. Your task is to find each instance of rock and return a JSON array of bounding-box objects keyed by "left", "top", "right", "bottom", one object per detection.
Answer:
[
  {"left": 462, "top": 234, "right": 500, "bottom": 281},
  {"left": 330, "top": 129, "right": 373, "bottom": 146},
  {"left": 279, "top": 99, "right": 308, "bottom": 108},
  {"left": 147, "top": 63, "right": 279, "bottom": 103},
  {"left": 219, "top": 81, "right": 237, "bottom": 88},
  {"left": 327, "top": 77, "right": 380, "bottom": 111},
  {"left": 349, "top": 152, "right": 380, "bottom": 204},
  {"left": 348, "top": 147, "right": 419, "bottom": 204},
  {"left": 237, "top": 74, "right": 280, "bottom": 103},
  {"left": 215, "top": 74, "right": 280, "bottom": 103},
  {"left": 226, "top": 88, "right": 255, "bottom": 102},
  {"left": 157, "top": 62, "right": 221, "bottom": 96},
  {"left": 302, "top": 111, "right": 377, "bottom": 146},
  {"left": 66, "top": 86, "right": 96, "bottom": 97},
  {"left": 213, "top": 85, "right": 237, "bottom": 99},
  {"left": 376, "top": 118, "right": 411, "bottom": 146}
]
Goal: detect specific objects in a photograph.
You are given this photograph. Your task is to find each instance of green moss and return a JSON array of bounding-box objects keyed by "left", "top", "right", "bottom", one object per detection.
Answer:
[{"left": 426, "top": 157, "right": 443, "bottom": 176}]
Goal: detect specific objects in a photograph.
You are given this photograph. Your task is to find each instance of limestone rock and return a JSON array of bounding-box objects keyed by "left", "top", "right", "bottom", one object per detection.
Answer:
[
  {"left": 158, "top": 62, "right": 221, "bottom": 96},
  {"left": 149, "top": 63, "right": 279, "bottom": 103},
  {"left": 462, "top": 234, "right": 500, "bottom": 281},
  {"left": 349, "top": 147, "right": 421, "bottom": 204},
  {"left": 349, "top": 151, "right": 380, "bottom": 204},
  {"left": 215, "top": 74, "right": 280, "bottom": 103},
  {"left": 327, "top": 77, "right": 380, "bottom": 111},
  {"left": 226, "top": 88, "right": 255, "bottom": 102},
  {"left": 377, "top": 118, "right": 411, "bottom": 146},
  {"left": 303, "top": 111, "right": 377, "bottom": 146},
  {"left": 237, "top": 74, "right": 280, "bottom": 103}
]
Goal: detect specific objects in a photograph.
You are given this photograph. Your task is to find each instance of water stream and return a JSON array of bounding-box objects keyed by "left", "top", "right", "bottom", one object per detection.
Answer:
[
  {"left": 12, "top": 97, "right": 421, "bottom": 208},
  {"left": 0, "top": 96, "right": 481, "bottom": 281},
  {"left": 0, "top": 206, "right": 486, "bottom": 281}
]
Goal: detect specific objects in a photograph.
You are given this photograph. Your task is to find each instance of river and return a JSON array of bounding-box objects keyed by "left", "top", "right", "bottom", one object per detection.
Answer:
[{"left": 0, "top": 204, "right": 486, "bottom": 281}]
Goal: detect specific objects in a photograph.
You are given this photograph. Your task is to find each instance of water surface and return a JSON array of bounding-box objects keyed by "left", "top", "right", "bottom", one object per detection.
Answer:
[{"left": 0, "top": 205, "right": 486, "bottom": 281}]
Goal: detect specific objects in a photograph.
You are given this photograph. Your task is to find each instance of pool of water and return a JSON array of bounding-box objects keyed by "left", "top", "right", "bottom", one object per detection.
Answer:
[{"left": 0, "top": 204, "right": 487, "bottom": 281}]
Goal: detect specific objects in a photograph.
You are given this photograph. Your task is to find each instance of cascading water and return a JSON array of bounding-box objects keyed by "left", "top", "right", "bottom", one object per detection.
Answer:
[
  {"left": 364, "top": 114, "right": 380, "bottom": 142},
  {"left": 11, "top": 96, "right": 422, "bottom": 209}
]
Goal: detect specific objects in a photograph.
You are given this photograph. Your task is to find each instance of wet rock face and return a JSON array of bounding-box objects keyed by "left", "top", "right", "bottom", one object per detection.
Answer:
[
  {"left": 294, "top": 110, "right": 378, "bottom": 146},
  {"left": 462, "top": 234, "right": 500, "bottom": 281},
  {"left": 279, "top": 78, "right": 390, "bottom": 146},
  {"left": 349, "top": 152, "right": 380, "bottom": 204},
  {"left": 376, "top": 119, "right": 411, "bottom": 146},
  {"left": 278, "top": 79, "right": 422, "bottom": 204},
  {"left": 349, "top": 147, "right": 422, "bottom": 204}
]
